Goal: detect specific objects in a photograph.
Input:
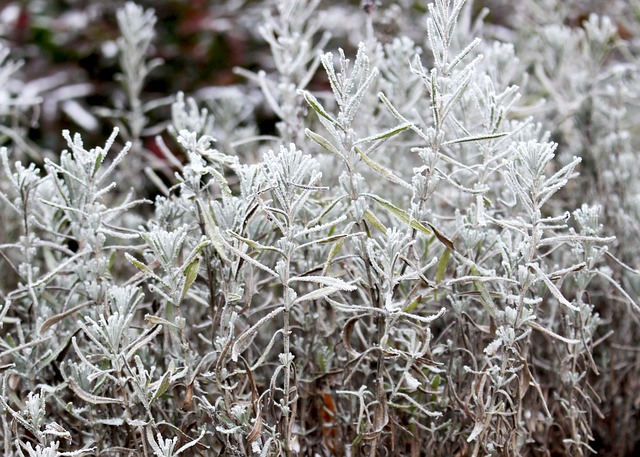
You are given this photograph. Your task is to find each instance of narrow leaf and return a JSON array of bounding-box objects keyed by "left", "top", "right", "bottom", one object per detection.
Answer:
[
  {"left": 125, "top": 253, "right": 161, "bottom": 282},
  {"left": 355, "top": 122, "right": 413, "bottom": 144},
  {"left": 401, "top": 306, "right": 446, "bottom": 324},
  {"left": 124, "top": 324, "right": 162, "bottom": 361},
  {"left": 427, "top": 222, "right": 455, "bottom": 250},
  {"left": 402, "top": 296, "right": 422, "bottom": 313},
  {"left": 232, "top": 307, "right": 285, "bottom": 361},
  {"left": 31, "top": 250, "right": 89, "bottom": 288},
  {"left": 306, "top": 129, "right": 343, "bottom": 159},
  {"left": 289, "top": 275, "right": 356, "bottom": 291},
  {"left": 300, "top": 90, "right": 338, "bottom": 125},
  {"left": 293, "top": 286, "right": 344, "bottom": 305},
  {"left": 180, "top": 255, "right": 201, "bottom": 303},
  {"left": 345, "top": 67, "right": 379, "bottom": 123},
  {"left": 175, "top": 429, "right": 207, "bottom": 455},
  {"left": 364, "top": 194, "right": 432, "bottom": 235},
  {"left": 144, "top": 314, "right": 178, "bottom": 328},
  {"left": 241, "top": 358, "right": 263, "bottom": 444},
  {"left": 323, "top": 238, "right": 346, "bottom": 275},
  {"left": 471, "top": 272, "right": 497, "bottom": 318},
  {"left": 298, "top": 232, "right": 360, "bottom": 250},
  {"left": 68, "top": 378, "right": 124, "bottom": 405},
  {"left": 151, "top": 370, "right": 172, "bottom": 402},
  {"left": 446, "top": 37, "right": 481, "bottom": 74},
  {"left": 436, "top": 249, "right": 451, "bottom": 285},
  {"left": 527, "top": 321, "right": 580, "bottom": 345},
  {"left": 0, "top": 337, "right": 51, "bottom": 358},
  {"left": 354, "top": 146, "right": 412, "bottom": 190},
  {"left": 219, "top": 233, "right": 279, "bottom": 278},
  {"left": 527, "top": 263, "right": 580, "bottom": 312},
  {"left": 467, "top": 421, "right": 485, "bottom": 443},
  {"left": 227, "top": 230, "right": 286, "bottom": 256},
  {"left": 342, "top": 315, "right": 368, "bottom": 356},
  {"left": 378, "top": 92, "right": 410, "bottom": 123},
  {"left": 442, "top": 132, "right": 507, "bottom": 146},
  {"left": 196, "top": 200, "right": 230, "bottom": 263},
  {"left": 93, "top": 151, "right": 104, "bottom": 177},
  {"left": 364, "top": 210, "right": 388, "bottom": 233},
  {"left": 471, "top": 265, "right": 496, "bottom": 322},
  {"left": 40, "top": 301, "right": 92, "bottom": 335},
  {"left": 95, "top": 418, "right": 125, "bottom": 426}
]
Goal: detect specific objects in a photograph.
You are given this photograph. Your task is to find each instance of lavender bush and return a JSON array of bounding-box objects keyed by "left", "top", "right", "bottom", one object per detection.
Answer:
[{"left": 1, "top": 0, "right": 639, "bottom": 455}]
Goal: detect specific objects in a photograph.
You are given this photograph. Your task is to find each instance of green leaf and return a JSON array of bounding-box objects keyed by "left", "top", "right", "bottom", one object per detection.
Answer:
[
  {"left": 434, "top": 248, "right": 451, "bottom": 300},
  {"left": 227, "top": 230, "right": 286, "bottom": 256},
  {"left": 300, "top": 90, "right": 338, "bottom": 125},
  {"left": 306, "top": 129, "right": 343, "bottom": 159},
  {"left": 378, "top": 92, "right": 409, "bottom": 124},
  {"left": 298, "top": 231, "right": 363, "bottom": 250},
  {"left": 355, "top": 122, "right": 413, "bottom": 144},
  {"left": 180, "top": 255, "right": 201, "bottom": 303},
  {"left": 207, "top": 166, "right": 232, "bottom": 197},
  {"left": 364, "top": 210, "right": 387, "bottom": 233},
  {"left": 402, "top": 295, "right": 422, "bottom": 313},
  {"left": 323, "top": 238, "right": 346, "bottom": 275},
  {"left": 470, "top": 266, "right": 497, "bottom": 319},
  {"left": 352, "top": 433, "right": 364, "bottom": 448},
  {"left": 125, "top": 253, "right": 163, "bottom": 283},
  {"left": 106, "top": 251, "right": 116, "bottom": 275},
  {"left": 435, "top": 248, "right": 451, "bottom": 285},
  {"left": 363, "top": 194, "right": 432, "bottom": 235},
  {"left": 93, "top": 151, "right": 103, "bottom": 177},
  {"left": 442, "top": 132, "right": 508, "bottom": 146},
  {"left": 196, "top": 200, "right": 230, "bottom": 263},
  {"left": 151, "top": 370, "right": 172, "bottom": 402},
  {"left": 354, "top": 146, "right": 412, "bottom": 190}
]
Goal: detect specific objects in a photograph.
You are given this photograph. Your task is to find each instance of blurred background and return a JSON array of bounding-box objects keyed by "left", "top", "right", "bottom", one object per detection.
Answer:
[{"left": 0, "top": 0, "right": 634, "bottom": 157}]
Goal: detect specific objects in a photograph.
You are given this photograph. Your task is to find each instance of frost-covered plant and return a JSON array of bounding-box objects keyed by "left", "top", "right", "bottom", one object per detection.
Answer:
[
  {"left": 236, "top": 0, "right": 329, "bottom": 145},
  {"left": 1, "top": 0, "right": 639, "bottom": 456}
]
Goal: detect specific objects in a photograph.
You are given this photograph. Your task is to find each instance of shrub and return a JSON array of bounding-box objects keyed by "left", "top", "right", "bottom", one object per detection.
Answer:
[{"left": 1, "top": 0, "right": 639, "bottom": 455}]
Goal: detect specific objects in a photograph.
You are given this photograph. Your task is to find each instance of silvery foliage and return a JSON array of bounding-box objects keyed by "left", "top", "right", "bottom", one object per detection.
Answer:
[
  {"left": 115, "top": 1, "right": 161, "bottom": 143},
  {"left": 99, "top": 1, "right": 169, "bottom": 189},
  {"left": 507, "top": 2, "right": 640, "bottom": 453},
  {"left": 236, "top": 0, "right": 330, "bottom": 145},
  {"left": 1, "top": 0, "right": 638, "bottom": 456}
]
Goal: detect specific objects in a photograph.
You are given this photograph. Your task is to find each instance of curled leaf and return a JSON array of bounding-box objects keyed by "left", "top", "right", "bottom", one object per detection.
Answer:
[{"left": 427, "top": 222, "right": 454, "bottom": 250}]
